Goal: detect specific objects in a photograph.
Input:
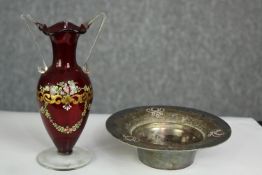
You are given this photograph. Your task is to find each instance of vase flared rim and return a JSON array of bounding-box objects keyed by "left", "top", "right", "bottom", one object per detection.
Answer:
[{"left": 38, "top": 21, "right": 88, "bottom": 35}]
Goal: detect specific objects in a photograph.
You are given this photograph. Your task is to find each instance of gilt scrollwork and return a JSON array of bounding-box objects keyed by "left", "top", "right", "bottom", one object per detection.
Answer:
[{"left": 38, "top": 80, "right": 92, "bottom": 134}]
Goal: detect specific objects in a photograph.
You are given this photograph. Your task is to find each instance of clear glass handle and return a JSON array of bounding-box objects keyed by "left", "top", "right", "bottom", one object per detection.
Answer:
[
  {"left": 82, "top": 12, "right": 106, "bottom": 74},
  {"left": 21, "top": 13, "right": 106, "bottom": 74},
  {"left": 20, "top": 14, "right": 48, "bottom": 74}
]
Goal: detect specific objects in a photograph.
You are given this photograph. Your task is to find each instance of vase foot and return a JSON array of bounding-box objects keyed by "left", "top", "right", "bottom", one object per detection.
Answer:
[{"left": 36, "top": 147, "right": 93, "bottom": 171}]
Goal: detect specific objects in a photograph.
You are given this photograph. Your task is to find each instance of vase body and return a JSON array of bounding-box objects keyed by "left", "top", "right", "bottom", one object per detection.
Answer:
[{"left": 37, "top": 22, "right": 93, "bottom": 154}]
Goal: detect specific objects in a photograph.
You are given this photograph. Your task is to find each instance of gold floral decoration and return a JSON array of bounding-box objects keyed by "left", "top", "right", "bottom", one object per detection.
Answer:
[{"left": 38, "top": 80, "right": 92, "bottom": 134}]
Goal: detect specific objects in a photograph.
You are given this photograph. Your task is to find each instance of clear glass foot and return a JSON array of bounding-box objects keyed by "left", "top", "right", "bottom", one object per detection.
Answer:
[{"left": 36, "top": 147, "right": 93, "bottom": 170}]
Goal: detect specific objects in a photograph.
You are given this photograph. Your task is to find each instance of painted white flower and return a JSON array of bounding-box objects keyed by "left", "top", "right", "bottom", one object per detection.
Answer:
[
  {"left": 57, "top": 82, "right": 64, "bottom": 87},
  {"left": 63, "top": 84, "right": 70, "bottom": 94},
  {"left": 50, "top": 86, "right": 58, "bottom": 95},
  {"left": 63, "top": 104, "right": 72, "bottom": 111},
  {"left": 70, "top": 86, "right": 78, "bottom": 95},
  {"left": 43, "top": 86, "right": 49, "bottom": 91},
  {"left": 68, "top": 80, "right": 74, "bottom": 85},
  {"left": 59, "top": 89, "right": 65, "bottom": 95},
  {"left": 68, "top": 81, "right": 79, "bottom": 95}
]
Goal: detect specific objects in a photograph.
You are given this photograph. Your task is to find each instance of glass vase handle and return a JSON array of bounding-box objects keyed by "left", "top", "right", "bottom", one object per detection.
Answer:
[
  {"left": 81, "top": 12, "right": 106, "bottom": 74},
  {"left": 20, "top": 13, "right": 106, "bottom": 74},
  {"left": 20, "top": 14, "right": 48, "bottom": 73}
]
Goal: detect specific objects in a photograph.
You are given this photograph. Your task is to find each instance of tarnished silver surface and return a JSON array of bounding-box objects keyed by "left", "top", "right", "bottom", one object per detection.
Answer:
[
  {"left": 106, "top": 106, "right": 231, "bottom": 170},
  {"left": 137, "top": 149, "right": 196, "bottom": 170}
]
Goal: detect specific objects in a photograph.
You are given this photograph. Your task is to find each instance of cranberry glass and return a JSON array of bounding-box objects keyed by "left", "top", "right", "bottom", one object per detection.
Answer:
[
  {"left": 37, "top": 22, "right": 92, "bottom": 154},
  {"left": 22, "top": 14, "right": 105, "bottom": 170},
  {"left": 37, "top": 22, "right": 93, "bottom": 170}
]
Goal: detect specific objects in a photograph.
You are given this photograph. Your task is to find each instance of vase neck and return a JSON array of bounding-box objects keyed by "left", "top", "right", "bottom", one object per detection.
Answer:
[{"left": 50, "top": 32, "right": 79, "bottom": 68}]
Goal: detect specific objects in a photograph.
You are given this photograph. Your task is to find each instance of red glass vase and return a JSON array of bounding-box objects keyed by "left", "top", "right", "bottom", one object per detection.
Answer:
[
  {"left": 37, "top": 22, "right": 93, "bottom": 154},
  {"left": 22, "top": 13, "right": 106, "bottom": 170}
]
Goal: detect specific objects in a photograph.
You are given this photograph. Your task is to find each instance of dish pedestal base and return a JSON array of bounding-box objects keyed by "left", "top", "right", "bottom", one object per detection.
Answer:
[{"left": 137, "top": 149, "right": 196, "bottom": 170}]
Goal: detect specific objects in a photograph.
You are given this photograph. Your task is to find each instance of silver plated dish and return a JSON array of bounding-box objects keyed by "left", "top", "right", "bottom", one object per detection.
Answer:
[{"left": 106, "top": 106, "right": 231, "bottom": 170}]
